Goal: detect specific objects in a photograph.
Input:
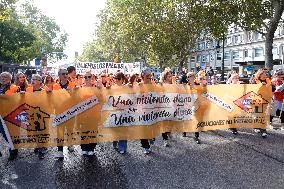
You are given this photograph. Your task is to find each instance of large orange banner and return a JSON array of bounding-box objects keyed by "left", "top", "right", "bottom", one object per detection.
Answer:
[{"left": 0, "top": 84, "right": 272, "bottom": 149}]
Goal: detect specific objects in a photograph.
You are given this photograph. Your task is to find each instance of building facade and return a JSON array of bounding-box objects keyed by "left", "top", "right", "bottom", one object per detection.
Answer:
[{"left": 188, "top": 24, "right": 284, "bottom": 73}]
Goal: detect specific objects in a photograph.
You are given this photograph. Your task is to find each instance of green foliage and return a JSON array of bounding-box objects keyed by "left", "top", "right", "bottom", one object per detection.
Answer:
[
  {"left": 82, "top": 0, "right": 284, "bottom": 69},
  {"left": 0, "top": 18, "right": 35, "bottom": 62},
  {"left": 82, "top": 0, "right": 210, "bottom": 69},
  {"left": 0, "top": 0, "right": 68, "bottom": 64},
  {"left": 0, "top": 0, "right": 16, "bottom": 21}
]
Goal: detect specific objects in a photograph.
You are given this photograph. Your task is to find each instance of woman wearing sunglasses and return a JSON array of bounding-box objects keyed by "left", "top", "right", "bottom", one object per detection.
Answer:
[
  {"left": 112, "top": 72, "right": 128, "bottom": 154},
  {"left": 80, "top": 72, "right": 97, "bottom": 156},
  {"left": 180, "top": 72, "right": 201, "bottom": 144}
]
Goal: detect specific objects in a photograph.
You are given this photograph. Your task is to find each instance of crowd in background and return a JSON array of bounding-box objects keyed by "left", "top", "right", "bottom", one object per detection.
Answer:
[{"left": 0, "top": 65, "right": 284, "bottom": 161}]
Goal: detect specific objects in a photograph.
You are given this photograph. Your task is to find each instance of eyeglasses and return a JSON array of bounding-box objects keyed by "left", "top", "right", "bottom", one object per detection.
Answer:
[
  {"left": 32, "top": 79, "right": 41, "bottom": 81},
  {"left": 84, "top": 76, "right": 92, "bottom": 79},
  {"left": 115, "top": 78, "right": 122, "bottom": 80},
  {"left": 187, "top": 75, "right": 195, "bottom": 78},
  {"left": 60, "top": 73, "right": 68, "bottom": 76}
]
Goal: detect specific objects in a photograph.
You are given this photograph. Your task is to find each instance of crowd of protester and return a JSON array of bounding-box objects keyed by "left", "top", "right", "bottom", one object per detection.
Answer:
[{"left": 0, "top": 65, "right": 283, "bottom": 161}]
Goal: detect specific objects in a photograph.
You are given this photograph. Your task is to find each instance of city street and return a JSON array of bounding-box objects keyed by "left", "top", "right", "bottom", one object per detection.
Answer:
[{"left": 0, "top": 129, "right": 283, "bottom": 189}]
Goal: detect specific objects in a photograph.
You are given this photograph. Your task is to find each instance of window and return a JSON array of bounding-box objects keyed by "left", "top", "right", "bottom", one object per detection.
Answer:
[
  {"left": 254, "top": 32, "right": 262, "bottom": 40},
  {"left": 240, "top": 34, "right": 244, "bottom": 43},
  {"left": 272, "top": 47, "right": 278, "bottom": 55},
  {"left": 216, "top": 53, "right": 222, "bottom": 60},
  {"left": 234, "top": 25, "right": 238, "bottom": 33},
  {"left": 232, "top": 51, "right": 239, "bottom": 59},
  {"left": 206, "top": 41, "right": 211, "bottom": 49},
  {"left": 197, "top": 55, "right": 202, "bottom": 62},
  {"left": 234, "top": 35, "right": 241, "bottom": 44},
  {"left": 198, "top": 42, "right": 205, "bottom": 50},
  {"left": 255, "top": 48, "right": 264, "bottom": 57},
  {"left": 226, "top": 37, "right": 232, "bottom": 45},
  {"left": 190, "top": 56, "right": 196, "bottom": 62},
  {"left": 244, "top": 50, "right": 248, "bottom": 57},
  {"left": 202, "top": 55, "right": 209, "bottom": 62},
  {"left": 281, "top": 24, "right": 284, "bottom": 35},
  {"left": 210, "top": 53, "right": 214, "bottom": 61},
  {"left": 224, "top": 51, "right": 230, "bottom": 60}
]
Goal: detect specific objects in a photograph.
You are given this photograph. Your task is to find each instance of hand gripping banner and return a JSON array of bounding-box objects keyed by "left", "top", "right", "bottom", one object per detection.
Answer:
[{"left": 0, "top": 84, "right": 272, "bottom": 149}]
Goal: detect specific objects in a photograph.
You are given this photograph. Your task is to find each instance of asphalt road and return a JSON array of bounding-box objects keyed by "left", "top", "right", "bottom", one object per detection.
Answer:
[{"left": 0, "top": 129, "right": 283, "bottom": 189}]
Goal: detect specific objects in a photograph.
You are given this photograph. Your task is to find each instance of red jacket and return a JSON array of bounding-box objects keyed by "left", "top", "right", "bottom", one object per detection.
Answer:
[{"left": 273, "top": 80, "right": 284, "bottom": 101}]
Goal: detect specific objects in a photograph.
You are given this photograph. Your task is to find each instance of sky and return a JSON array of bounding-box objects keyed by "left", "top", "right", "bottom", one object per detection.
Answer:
[{"left": 32, "top": 0, "right": 107, "bottom": 62}]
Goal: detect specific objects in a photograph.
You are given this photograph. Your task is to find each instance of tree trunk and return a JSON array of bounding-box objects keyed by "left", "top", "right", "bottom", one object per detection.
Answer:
[
  {"left": 159, "top": 59, "right": 164, "bottom": 71},
  {"left": 265, "top": 0, "right": 284, "bottom": 69},
  {"left": 265, "top": 32, "right": 274, "bottom": 69},
  {"left": 179, "top": 59, "right": 184, "bottom": 72}
]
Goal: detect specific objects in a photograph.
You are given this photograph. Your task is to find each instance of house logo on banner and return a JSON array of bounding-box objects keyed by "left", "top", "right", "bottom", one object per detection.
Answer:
[
  {"left": 4, "top": 104, "right": 50, "bottom": 131},
  {"left": 234, "top": 92, "right": 269, "bottom": 113}
]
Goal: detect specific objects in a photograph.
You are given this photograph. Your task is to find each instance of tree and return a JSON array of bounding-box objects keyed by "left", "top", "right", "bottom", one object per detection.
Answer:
[
  {"left": 18, "top": 1, "right": 68, "bottom": 63},
  {"left": 0, "top": 0, "right": 68, "bottom": 63},
  {"left": 0, "top": 0, "right": 16, "bottom": 21},
  {"left": 203, "top": 0, "right": 284, "bottom": 69},
  {"left": 84, "top": 0, "right": 284, "bottom": 70},
  {"left": 0, "top": 19, "right": 35, "bottom": 63},
  {"left": 0, "top": 1, "right": 36, "bottom": 63},
  {"left": 83, "top": 0, "right": 210, "bottom": 70}
]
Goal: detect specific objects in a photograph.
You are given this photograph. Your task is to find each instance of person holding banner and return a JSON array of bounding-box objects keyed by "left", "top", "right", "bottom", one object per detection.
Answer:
[
  {"left": 53, "top": 69, "right": 76, "bottom": 159},
  {"left": 25, "top": 74, "right": 49, "bottom": 159},
  {"left": 76, "top": 74, "right": 84, "bottom": 87},
  {"left": 80, "top": 71, "right": 97, "bottom": 156},
  {"left": 181, "top": 72, "right": 201, "bottom": 144},
  {"left": 15, "top": 72, "right": 29, "bottom": 92},
  {"left": 251, "top": 69, "right": 269, "bottom": 138},
  {"left": 67, "top": 66, "right": 77, "bottom": 84},
  {"left": 100, "top": 72, "right": 109, "bottom": 88},
  {"left": 160, "top": 69, "right": 173, "bottom": 147},
  {"left": 140, "top": 68, "right": 154, "bottom": 154},
  {"left": 0, "top": 72, "right": 19, "bottom": 160},
  {"left": 53, "top": 69, "right": 76, "bottom": 91},
  {"left": 43, "top": 74, "right": 55, "bottom": 91},
  {"left": 112, "top": 72, "right": 128, "bottom": 154},
  {"left": 227, "top": 73, "right": 241, "bottom": 135},
  {"left": 128, "top": 74, "right": 138, "bottom": 87},
  {"left": 271, "top": 70, "right": 284, "bottom": 130}
]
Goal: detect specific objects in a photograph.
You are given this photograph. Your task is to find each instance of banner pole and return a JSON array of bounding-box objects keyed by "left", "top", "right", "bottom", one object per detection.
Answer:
[{"left": 0, "top": 116, "right": 14, "bottom": 150}]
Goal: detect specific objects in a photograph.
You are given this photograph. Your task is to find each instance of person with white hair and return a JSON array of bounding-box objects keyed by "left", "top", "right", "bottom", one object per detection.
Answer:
[
  {"left": 25, "top": 74, "right": 48, "bottom": 159},
  {"left": 0, "top": 72, "right": 19, "bottom": 160},
  {"left": 139, "top": 68, "right": 155, "bottom": 154}
]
